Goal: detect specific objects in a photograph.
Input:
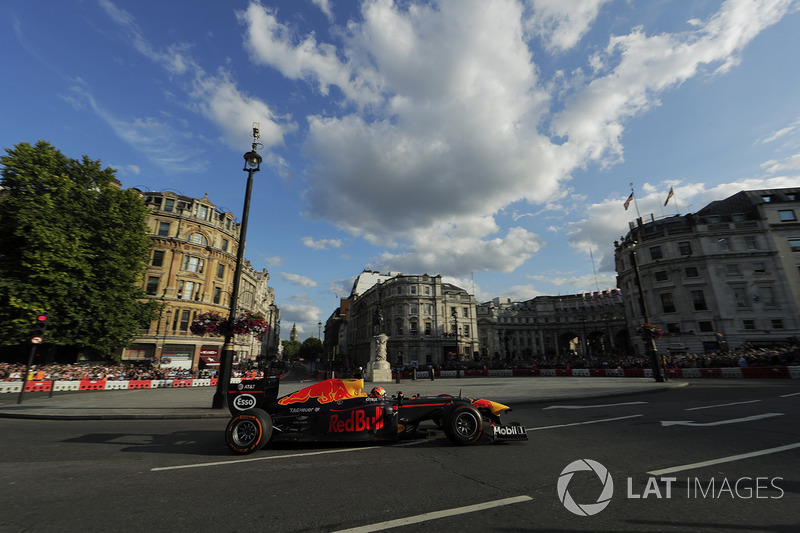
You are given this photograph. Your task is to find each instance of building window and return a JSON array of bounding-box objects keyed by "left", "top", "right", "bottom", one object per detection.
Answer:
[
  {"left": 157, "top": 222, "right": 170, "bottom": 237},
  {"left": 660, "top": 293, "right": 676, "bottom": 313},
  {"left": 225, "top": 218, "right": 232, "bottom": 230},
  {"left": 152, "top": 250, "right": 165, "bottom": 267},
  {"left": 655, "top": 270, "right": 669, "bottom": 282},
  {"left": 179, "top": 310, "right": 191, "bottom": 331},
  {"left": 743, "top": 319, "right": 755, "bottom": 330},
  {"left": 181, "top": 255, "right": 205, "bottom": 273},
  {"left": 425, "top": 304, "right": 432, "bottom": 315},
  {"left": 195, "top": 204, "right": 209, "bottom": 220},
  {"left": 667, "top": 323, "right": 680, "bottom": 333},
  {"left": 726, "top": 264, "right": 740, "bottom": 275},
  {"left": 163, "top": 198, "right": 174, "bottom": 212},
  {"left": 698, "top": 321, "right": 713, "bottom": 332},
  {"left": 410, "top": 285, "right": 417, "bottom": 294},
  {"left": 772, "top": 319, "right": 784, "bottom": 329},
  {"left": 691, "top": 290, "right": 707, "bottom": 311},
  {"left": 396, "top": 322, "right": 403, "bottom": 336},
  {"left": 760, "top": 287, "right": 775, "bottom": 306},
  {"left": 731, "top": 213, "right": 746, "bottom": 222},
  {"left": 213, "top": 287, "right": 221, "bottom": 304},
  {"left": 410, "top": 321, "right": 418, "bottom": 334},
  {"left": 684, "top": 266, "right": 699, "bottom": 278},
  {"left": 753, "top": 263, "right": 766, "bottom": 273},
  {"left": 145, "top": 277, "right": 160, "bottom": 296},
  {"left": 217, "top": 264, "right": 224, "bottom": 278},
  {"left": 189, "top": 233, "right": 208, "bottom": 246},
  {"left": 424, "top": 286, "right": 430, "bottom": 295},
  {"left": 744, "top": 236, "right": 758, "bottom": 249},
  {"left": 789, "top": 238, "right": 800, "bottom": 252},
  {"left": 718, "top": 238, "right": 731, "bottom": 251},
  {"left": 761, "top": 195, "right": 772, "bottom": 203},
  {"left": 178, "top": 280, "right": 196, "bottom": 300},
  {"left": 650, "top": 246, "right": 663, "bottom": 260},
  {"left": 221, "top": 239, "right": 229, "bottom": 252},
  {"left": 678, "top": 241, "right": 692, "bottom": 255},
  {"left": 463, "top": 307, "right": 469, "bottom": 318},
  {"left": 733, "top": 287, "right": 749, "bottom": 308},
  {"left": 425, "top": 322, "right": 432, "bottom": 335},
  {"left": 410, "top": 303, "right": 418, "bottom": 315},
  {"left": 463, "top": 325, "right": 470, "bottom": 337}
]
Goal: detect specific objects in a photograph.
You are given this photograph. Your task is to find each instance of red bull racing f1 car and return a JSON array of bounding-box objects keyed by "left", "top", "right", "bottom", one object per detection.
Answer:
[{"left": 225, "top": 378, "right": 528, "bottom": 454}]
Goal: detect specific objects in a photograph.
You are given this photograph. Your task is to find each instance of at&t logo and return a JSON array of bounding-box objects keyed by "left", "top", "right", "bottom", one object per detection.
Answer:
[{"left": 557, "top": 459, "right": 614, "bottom": 516}]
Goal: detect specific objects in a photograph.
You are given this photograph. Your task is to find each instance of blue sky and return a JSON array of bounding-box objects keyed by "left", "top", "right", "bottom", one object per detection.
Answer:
[{"left": 2, "top": 0, "right": 799, "bottom": 341}]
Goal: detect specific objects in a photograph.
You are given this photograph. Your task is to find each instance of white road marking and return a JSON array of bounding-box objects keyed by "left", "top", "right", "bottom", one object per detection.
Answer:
[
  {"left": 647, "top": 442, "right": 800, "bottom": 476},
  {"left": 780, "top": 392, "right": 800, "bottom": 398},
  {"left": 660, "top": 413, "right": 783, "bottom": 427},
  {"left": 685, "top": 399, "right": 761, "bottom": 411},
  {"left": 151, "top": 446, "right": 382, "bottom": 471},
  {"left": 332, "top": 495, "right": 533, "bottom": 533},
  {"left": 543, "top": 401, "right": 647, "bottom": 410},
  {"left": 527, "top": 414, "right": 642, "bottom": 431}
]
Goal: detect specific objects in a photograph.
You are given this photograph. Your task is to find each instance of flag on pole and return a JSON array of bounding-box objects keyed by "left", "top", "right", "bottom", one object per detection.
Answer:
[
  {"left": 624, "top": 192, "right": 634, "bottom": 210},
  {"left": 664, "top": 186, "right": 674, "bottom": 207}
]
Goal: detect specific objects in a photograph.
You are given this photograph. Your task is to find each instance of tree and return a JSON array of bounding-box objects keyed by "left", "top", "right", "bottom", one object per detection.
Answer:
[
  {"left": 0, "top": 141, "right": 160, "bottom": 360},
  {"left": 281, "top": 340, "right": 301, "bottom": 361},
  {"left": 299, "top": 337, "right": 323, "bottom": 361}
]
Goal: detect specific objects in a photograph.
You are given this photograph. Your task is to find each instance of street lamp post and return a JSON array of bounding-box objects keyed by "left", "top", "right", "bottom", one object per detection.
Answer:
[
  {"left": 212, "top": 123, "right": 263, "bottom": 409},
  {"left": 630, "top": 242, "right": 665, "bottom": 383}
]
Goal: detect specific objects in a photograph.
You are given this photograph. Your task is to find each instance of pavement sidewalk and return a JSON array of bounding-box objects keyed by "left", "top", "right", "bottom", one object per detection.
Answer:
[{"left": 0, "top": 377, "right": 687, "bottom": 420}]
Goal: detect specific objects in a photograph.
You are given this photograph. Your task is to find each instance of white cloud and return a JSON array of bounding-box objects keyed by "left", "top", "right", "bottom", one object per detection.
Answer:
[
  {"left": 312, "top": 0, "right": 335, "bottom": 22},
  {"left": 526, "top": 0, "right": 613, "bottom": 52},
  {"left": 762, "top": 153, "right": 800, "bottom": 174},
  {"left": 281, "top": 272, "right": 319, "bottom": 288},
  {"left": 302, "top": 236, "right": 343, "bottom": 250}
]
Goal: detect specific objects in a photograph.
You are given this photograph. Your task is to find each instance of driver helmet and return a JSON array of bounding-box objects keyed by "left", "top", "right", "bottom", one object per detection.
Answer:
[{"left": 369, "top": 386, "right": 387, "bottom": 399}]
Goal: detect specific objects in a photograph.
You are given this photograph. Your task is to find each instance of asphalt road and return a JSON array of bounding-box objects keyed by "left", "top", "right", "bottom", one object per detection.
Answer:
[{"left": 1, "top": 380, "right": 798, "bottom": 532}]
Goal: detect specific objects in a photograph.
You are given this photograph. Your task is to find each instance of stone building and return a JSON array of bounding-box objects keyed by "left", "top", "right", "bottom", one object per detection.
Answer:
[
  {"left": 343, "top": 271, "right": 478, "bottom": 368},
  {"left": 476, "top": 291, "right": 628, "bottom": 362},
  {"left": 614, "top": 187, "right": 800, "bottom": 356},
  {"left": 119, "top": 190, "right": 279, "bottom": 370}
]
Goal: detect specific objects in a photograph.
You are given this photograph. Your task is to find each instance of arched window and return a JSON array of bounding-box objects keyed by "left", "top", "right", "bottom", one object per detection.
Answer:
[{"left": 188, "top": 233, "right": 208, "bottom": 246}]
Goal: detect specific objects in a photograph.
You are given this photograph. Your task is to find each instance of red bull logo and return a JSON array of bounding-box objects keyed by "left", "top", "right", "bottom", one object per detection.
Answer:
[
  {"left": 329, "top": 406, "right": 385, "bottom": 433},
  {"left": 278, "top": 379, "right": 366, "bottom": 406}
]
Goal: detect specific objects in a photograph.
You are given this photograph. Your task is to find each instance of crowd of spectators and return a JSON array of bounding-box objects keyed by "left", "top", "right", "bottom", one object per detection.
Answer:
[
  {"left": 0, "top": 362, "right": 258, "bottom": 382},
  {"left": 3, "top": 344, "right": 798, "bottom": 382}
]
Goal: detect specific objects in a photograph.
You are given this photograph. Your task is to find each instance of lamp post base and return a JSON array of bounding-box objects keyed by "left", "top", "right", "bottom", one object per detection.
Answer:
[{"left": 211, "top": 345, "right": 236, "bottom": 409}]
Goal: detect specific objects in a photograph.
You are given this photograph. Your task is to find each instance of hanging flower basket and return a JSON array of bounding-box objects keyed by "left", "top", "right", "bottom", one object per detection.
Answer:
[
  {"left": 190, "top": 311, "right": 269, "bottom": 339},
  {"left": 636, "top": 323, "right": 663, "bottom": 341}
]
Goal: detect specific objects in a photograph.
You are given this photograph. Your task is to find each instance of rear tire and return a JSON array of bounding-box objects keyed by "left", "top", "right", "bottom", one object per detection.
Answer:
[
  {"left": 226, "top": 408, "right": 272, "bottom": 454},
  {"left": 443, "top": 404, "right": 482, "bottom": 445}
]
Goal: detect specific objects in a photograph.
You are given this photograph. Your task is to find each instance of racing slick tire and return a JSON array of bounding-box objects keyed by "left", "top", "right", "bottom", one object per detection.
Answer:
[
  {"left": 225, "top": 408, "right": 273, "bottom": 455},
  {"left": 443, "top": 404, "right": 483, "bottom": 446}
]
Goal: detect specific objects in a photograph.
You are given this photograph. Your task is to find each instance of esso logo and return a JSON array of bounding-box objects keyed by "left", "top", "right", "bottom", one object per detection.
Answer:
[{"left": 233, "top": 394, "right": 257, "bottom": 411}]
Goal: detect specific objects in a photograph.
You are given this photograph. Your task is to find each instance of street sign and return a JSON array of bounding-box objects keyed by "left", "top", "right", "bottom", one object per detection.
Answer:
[{"left": 31, "top": 337, "right": 43, "bottom": 344}]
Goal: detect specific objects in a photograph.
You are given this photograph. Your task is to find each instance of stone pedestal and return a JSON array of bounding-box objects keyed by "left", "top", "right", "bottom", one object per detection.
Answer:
[{"left": 365, "top": 333, "right": 392, "bottom": 382}]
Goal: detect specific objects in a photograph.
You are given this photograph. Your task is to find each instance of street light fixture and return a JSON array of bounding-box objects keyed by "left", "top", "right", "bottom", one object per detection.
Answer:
[
  {"left": 629, "top": 241, "right": 665, "bottom": 383},
  {"left": 212, "top": 123, "right": 263, "bottom": 409}
]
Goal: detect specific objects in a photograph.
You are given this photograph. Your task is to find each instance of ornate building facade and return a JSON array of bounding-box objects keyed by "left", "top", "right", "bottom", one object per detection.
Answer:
[
  {"left": 614, "top": 187, "right": 800, "bottom": 355},
  {"left": 343, "top": 271, "right": 478, "bottom": 368},
  {"left": 476, "top": 291, "right": 628, "bottom": 362},
  {"left": 119, "top": 191, "right": 279, "bottom": 370}
]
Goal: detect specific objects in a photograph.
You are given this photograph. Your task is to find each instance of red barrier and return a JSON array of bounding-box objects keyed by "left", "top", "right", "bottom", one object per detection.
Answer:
[
  {"left": 210, "top": 378, "right": 218, "bottom": 386},
  {"left": 512, "top": 369, "right": 533, "bottom": 376},
  {"left": 79, "top": 379, "right": 107, "bottom": 391},
  {"left": 128, "top": 380, "right": 152, "bottom": 389},
  {"left": 699, "top": 368, "right": 722, "bottom": 378},
  {"left": 589, "top": 369, "right": 606, "bottom": 377},
  {"left": 623, "top": 369, "right": 645, "bottom": 377},
  {"left": 172, "top": 379, "right": 193, "bottom": 388},
  {"left": 666, "top": 368, "right": 683, "bottom": 379},
  {"left": 24, "top": 380, "right": 53, "bottom": 392},
  {"left": 742, "top": 366, "right": 790, "bottom": 379}
]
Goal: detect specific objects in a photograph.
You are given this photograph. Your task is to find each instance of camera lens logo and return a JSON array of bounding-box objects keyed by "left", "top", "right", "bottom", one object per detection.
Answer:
[{"left": 557, "top": 459, "right": 614, "bottom": 516}]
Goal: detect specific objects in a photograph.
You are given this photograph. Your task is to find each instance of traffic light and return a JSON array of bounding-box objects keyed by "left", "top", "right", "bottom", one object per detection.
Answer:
[{"left": 31, "top": 315, "right": 47, "bottom": 344}]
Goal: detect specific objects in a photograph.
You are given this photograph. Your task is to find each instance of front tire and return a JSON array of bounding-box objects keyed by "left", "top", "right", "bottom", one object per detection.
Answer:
[
  {"left": 443, "top": 404, "right": 483, "bottom": 445},
  {"left": 226, "top": 408, "right": 272, "bottom": 454}
]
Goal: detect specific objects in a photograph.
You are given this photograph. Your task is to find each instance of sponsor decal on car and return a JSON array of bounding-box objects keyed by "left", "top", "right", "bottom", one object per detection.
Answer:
[
  {"left": 232, "top": 393, "right": 257, "bottom": 411},
  {"left": 493, "top": 424, "right": 527, "bottom": 439},
  {"left": 328, "top": 406, "right": 385, "bottom": 433}
]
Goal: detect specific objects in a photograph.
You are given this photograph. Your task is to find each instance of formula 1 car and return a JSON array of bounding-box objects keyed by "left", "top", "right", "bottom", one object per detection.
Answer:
[{"left": 225, "top": 377, "right": 528, "bottom": 454}]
